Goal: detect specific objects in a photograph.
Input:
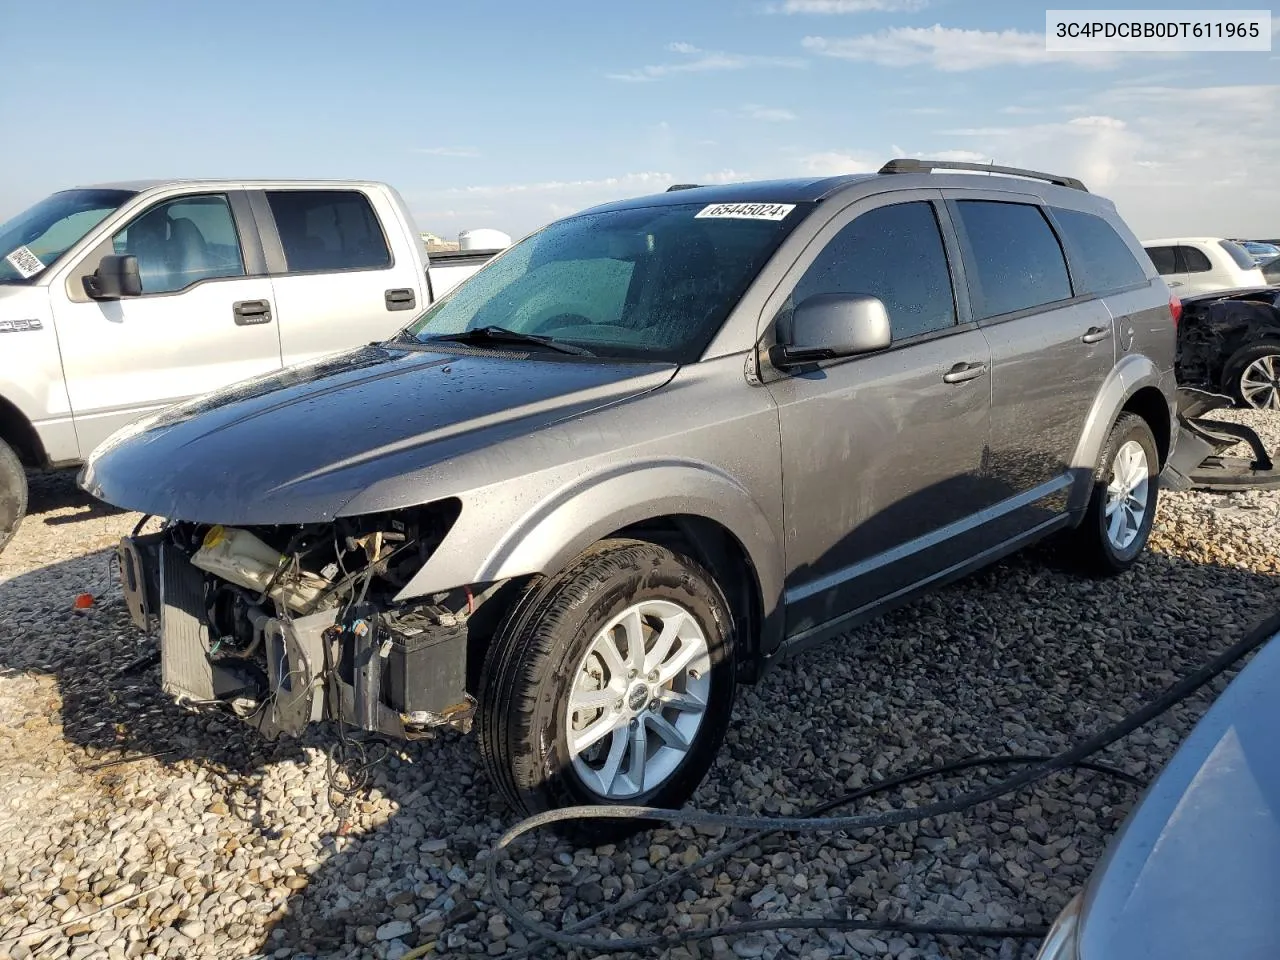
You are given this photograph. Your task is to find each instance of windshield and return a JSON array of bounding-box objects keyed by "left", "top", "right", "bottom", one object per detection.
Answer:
[
  {"left": 0, "top": 188, "right": 135, "bottom": 283},
  {"left": 405, "top": 201, "right": 810, "bottom": 362},
  {"left": 1219, "top": 239, "right": 1262, "bottom": 271}
]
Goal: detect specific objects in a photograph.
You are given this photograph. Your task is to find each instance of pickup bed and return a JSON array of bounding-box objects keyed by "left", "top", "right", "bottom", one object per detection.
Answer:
[{"left": 0, "top": 179, "right": 504, "bottom": 550}]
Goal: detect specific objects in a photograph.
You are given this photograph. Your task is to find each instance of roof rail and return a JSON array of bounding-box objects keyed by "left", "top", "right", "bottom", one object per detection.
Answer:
[
  {"left": 666, "top": 183, "right": 701, "bottom": 192},
  {"left": 878, "top": 158, "right": 1088, "bottom": 192}
]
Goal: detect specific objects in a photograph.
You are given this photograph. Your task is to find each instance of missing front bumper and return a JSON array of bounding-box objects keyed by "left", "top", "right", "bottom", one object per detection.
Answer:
[
  {"left": 1162, "top": 388, "right": 1280, "bottom": 493},
  {"left": 122, "top": 538, "right": 475, "bottom": 741}
]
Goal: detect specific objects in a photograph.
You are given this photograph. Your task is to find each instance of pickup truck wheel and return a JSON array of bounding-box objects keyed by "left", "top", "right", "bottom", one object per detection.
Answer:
[
  {"left": 0, "top": 438, "right": 27, "bottom": 554},
  {"left": 1071, "top": 413, "right": 1159, "bottom": 576},
  {"left": 477, "top": 539, "right": 736, "bottom": 841}
]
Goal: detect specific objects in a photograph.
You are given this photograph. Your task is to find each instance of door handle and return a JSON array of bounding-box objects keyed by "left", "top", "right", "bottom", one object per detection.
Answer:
[
  {"left": 385, "top": 287, "right": 416, "bottom": 311},
  {"left": 1081, "top": 326, "right": 1112, "bottom": 344},
  {"left": 233, "top": 300, "right": 272, "bottom": 326},
  {"left": 942, "top": 361, "right": 988, "bottom": 384}
]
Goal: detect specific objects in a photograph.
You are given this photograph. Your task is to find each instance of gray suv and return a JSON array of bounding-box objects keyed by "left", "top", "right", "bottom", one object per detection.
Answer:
[{"left": 84, "top": 159, "right": 1178, "bottom": 827}]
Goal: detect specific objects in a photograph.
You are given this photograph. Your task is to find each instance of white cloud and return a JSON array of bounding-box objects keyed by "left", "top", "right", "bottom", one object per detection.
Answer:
[
  {"left": 770, "top": 0, "right": 929, "bottom": 12},
  {"left": 410, "top": 172, "right": 679, "bottom": 237},
  {"left": 700, "top": 169, "right": 752, "bottom": 183},
  {"left": 608, "top": 41, "right": 806, "bottom": 81},
  {"left": 742, "top": 104, "right": 797, "bottom": 122},
  {"left": 931, "top": 85, "right": 1280, "bottom": 236},
  {"left": 412, "top": 147, "right": 481, "bottom": 158},
  {"left": 799, "top": 151, "right": 879, "bottom": 175},
  {"left": 803, "top": 25, "right": 1117, "bottom": 71}
]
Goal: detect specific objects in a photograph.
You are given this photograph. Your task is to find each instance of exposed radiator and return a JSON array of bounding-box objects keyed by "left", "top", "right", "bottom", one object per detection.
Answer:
[{"left": 159, "top": 543, "right": 215, "bottom": 703}]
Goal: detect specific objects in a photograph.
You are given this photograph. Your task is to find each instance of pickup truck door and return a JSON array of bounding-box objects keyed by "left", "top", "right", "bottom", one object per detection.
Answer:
[
  {"left": 762, "top": 192, "right": 999, "bottom": 643},
  {"left": 252, "top": 188, "right": 428, "bottom": 367},
  {"left": 51, "top": 191, "right": 282, "bottom": 457}
]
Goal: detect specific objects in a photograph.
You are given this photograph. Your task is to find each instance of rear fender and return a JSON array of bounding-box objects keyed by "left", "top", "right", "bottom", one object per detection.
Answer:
[{"left": 1069, "top": 354, "right": 1174, "bottom": 511}]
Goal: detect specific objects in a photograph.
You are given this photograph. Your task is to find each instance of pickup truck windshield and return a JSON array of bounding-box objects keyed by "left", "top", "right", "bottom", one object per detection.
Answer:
[
  {"left": 406, "top": 201, "right": 809, "bottom": 362},
  {"left": 0, "top": 188, "right": 135, "bottom": 283}
]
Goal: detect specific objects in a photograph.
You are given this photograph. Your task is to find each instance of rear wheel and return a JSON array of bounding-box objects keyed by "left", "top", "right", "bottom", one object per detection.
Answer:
[
  {"left": 1226, "top": 341, "right": 1280, "bottom": 410},
  {"left": 477, "top": 539, "right": 736, "bottom": 841},
  {"left": 1070, "top": 413, "right": 1159, "bottom": 576},
  {"left": 0, "top": 438, "right": 27, "bottom": 554}
]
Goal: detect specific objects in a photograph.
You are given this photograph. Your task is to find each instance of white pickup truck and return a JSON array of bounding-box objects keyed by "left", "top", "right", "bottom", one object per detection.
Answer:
[{"left": 0, "top": 179, "right": 506, "bottom": 550}]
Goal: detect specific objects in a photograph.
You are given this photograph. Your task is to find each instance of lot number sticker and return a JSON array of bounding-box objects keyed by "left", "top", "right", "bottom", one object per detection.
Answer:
[
  {"left": 696, "top": 203, "right": 796, "bottom": 221},
  {"left": 4, "top": 246, "right": 45, "bottom": 278}
]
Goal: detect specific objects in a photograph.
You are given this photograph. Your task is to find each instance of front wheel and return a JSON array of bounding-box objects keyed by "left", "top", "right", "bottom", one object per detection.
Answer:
[
  {"left": 1070, "top": 413, "right": 1159, "bottom": 576},
  {"left": 478, "top": 539, "right": 736, "bottom": 841},
  {"left": 0, "top": 438, "right": 27, "bottom": 554},
  {"left": 1225, "top": 340, "right": 1280, "bottom": 410}
]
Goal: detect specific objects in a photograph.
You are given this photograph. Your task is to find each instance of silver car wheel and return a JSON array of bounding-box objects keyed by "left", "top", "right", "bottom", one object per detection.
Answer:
[
  {"left": 566, "top": 599, "right": 711, "bottom": 800},
  {"left": 1239, "top": 355, "right": 1280, "bottom": 410},
  {"left": 1105, "top": 439, "right": 1149, "bottom": 551}
]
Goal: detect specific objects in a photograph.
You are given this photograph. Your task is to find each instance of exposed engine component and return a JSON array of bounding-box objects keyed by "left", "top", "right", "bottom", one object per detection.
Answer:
[{"left": 191, "top": 525, "right": 330, "bottom": 612}]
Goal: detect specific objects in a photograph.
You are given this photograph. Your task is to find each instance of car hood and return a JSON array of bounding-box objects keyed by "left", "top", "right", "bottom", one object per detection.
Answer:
[
  {"left": 1079, "top": 615, "right": 1280, "bottom": 960},
  {"left": 80, "top": 343, "right": 677, "bottom": 524}
]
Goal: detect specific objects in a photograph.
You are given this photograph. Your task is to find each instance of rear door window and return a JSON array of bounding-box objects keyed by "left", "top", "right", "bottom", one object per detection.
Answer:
[
  {"left": 787, "top": 200, "right": 956, "bottom": 341},
  {"left": 952, "top": 200, "right": 1072, "bottom": 320},
  {"left": 266, "top": 190, "right": 392, "bottom": 273},
  {"left": 1179, "top": 245, "right": 1213, "bottom": 273},
  {"left": 1144, "top": 246, "right": 1179, "bottom": 275},
  {"left": 1050, "top": 208, "right": 1148, "bottom": 294}
]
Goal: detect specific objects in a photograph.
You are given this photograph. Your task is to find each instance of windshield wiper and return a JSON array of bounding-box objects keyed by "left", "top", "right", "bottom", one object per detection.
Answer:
[{"left": 423, "top": 325, "right": 594, "bottom": 356}]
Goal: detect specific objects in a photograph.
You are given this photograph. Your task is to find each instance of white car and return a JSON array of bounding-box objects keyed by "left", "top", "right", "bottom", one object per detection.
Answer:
[
  {"left": 0, "top": 178, "right": 506, "bottom": 551},
  {"left": 1141, "top": 237, "right": 1270, "bottom": 296}
]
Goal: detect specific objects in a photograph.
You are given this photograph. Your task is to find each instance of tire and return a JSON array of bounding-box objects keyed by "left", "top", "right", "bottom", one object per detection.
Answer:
[
  {"left": 1070, "top": 413, "right": 1159, "bottom": 576},
  {"left": 0, "top": 438, "right": 27, "bottom": 555},
  {"left": 477, "top": 538, "right": 737, "bottom": 842},
  {"left": 1224, "top": 340, "right": 1280, "bottom": 410}
]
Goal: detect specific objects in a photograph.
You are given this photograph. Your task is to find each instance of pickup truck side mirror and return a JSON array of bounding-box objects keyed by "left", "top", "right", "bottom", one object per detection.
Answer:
[
  {"left": 83, "top": 255, "right": 142, "bottom": 300},
  {"left": 771, "top": 293, "right": 891, "bottom": 367}
]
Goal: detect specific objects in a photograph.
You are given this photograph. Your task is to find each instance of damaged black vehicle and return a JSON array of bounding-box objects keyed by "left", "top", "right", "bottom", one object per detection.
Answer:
[{"left": 1177, "top": 286, "right": 1280, "bottom": 409}]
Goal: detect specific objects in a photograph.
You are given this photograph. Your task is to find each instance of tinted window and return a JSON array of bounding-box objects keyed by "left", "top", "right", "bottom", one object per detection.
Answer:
[
  {"left": 954, "top": 200, "right": 1072, "bottom": 319},
  {"left": 1219, "top": 239, "right": 1258, "bottom": 270},
  {"left": 267, "top": 190, "right": 391, "bottom": 272},
  {"left": 406, "top": 202, "right": 807, "bottom": 363},
  {"left": 112, "top": 194, "right": 245, "bottom": 295},
  {"left": 788, "top": 201, "right": 955, "bottom": 341},
  {"left": 1180, "top": 245, "right": 1212, "bottom": 273},
  {"left": 1144, "top": 246, "right": 1178, "bottom": 275},
  {"left": 1051, "top": 207, "right": 1147, "bottom": 294}
]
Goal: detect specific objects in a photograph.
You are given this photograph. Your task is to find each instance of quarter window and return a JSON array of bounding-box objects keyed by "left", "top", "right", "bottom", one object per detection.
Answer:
[
  {"left": 1144, "top": 246, "right": 1178, "bottom": 275},
  {"left": 1180, "top": 245, "right": 1213, "bottom": 273},
  {"left": 788, "top": 201, "right": 956, "bottom": 342},
  {"left": 1051, "top": 208, "right": 1147, "bottom": 294},
  {"left": 266, "top": 190, "right": 392, "bottom": 273},
  {"left": 111, "top": 194, "right": 246, "bottom": 295},
  {"left": 953, "top": 200, "right": 1072, "bottom": 320}
]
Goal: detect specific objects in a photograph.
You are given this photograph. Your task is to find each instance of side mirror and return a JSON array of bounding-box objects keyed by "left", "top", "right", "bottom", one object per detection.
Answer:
[
  {"left": 83, "top": 255, "right": 142, "bottom": 300},
  {"left": 772, "top": 293, "right": 891, "bottom": 367}
]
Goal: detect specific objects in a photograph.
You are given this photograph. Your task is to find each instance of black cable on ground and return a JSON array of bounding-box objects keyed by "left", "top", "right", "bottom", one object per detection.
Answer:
[
  {"left": 499, "top": 755, "right": 1139, "bottom": 960},
  {"left": 486, "top": 610, "right": 1280, "bottom": 956}
]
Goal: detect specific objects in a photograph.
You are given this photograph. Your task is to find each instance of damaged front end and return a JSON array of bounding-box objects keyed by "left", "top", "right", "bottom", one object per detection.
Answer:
[
  {"left": 117, "top": 500, "right": 477, "bottom": 740},
  {"left": 1163, "top": 388, "right": 1280, "bottom": 493}
]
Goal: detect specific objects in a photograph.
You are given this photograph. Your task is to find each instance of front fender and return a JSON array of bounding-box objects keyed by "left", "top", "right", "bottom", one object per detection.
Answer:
[{"left": 395, "top": 457, "right": 784, "bottom": 632}]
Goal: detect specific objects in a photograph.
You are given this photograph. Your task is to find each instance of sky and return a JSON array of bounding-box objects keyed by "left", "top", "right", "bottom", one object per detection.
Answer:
[{"left": 2, "top": 0, "right": 1278, "bottom": 242}]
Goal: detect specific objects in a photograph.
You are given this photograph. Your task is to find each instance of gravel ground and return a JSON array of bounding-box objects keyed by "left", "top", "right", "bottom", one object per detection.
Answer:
[{"left": 3, "top": 411, "right": 1280, "bottom": 960}]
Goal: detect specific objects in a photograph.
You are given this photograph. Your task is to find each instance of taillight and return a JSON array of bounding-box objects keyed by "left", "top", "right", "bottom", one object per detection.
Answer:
[{"left": 1169, "top": 294, "right": 1182, "bottom": 329}]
